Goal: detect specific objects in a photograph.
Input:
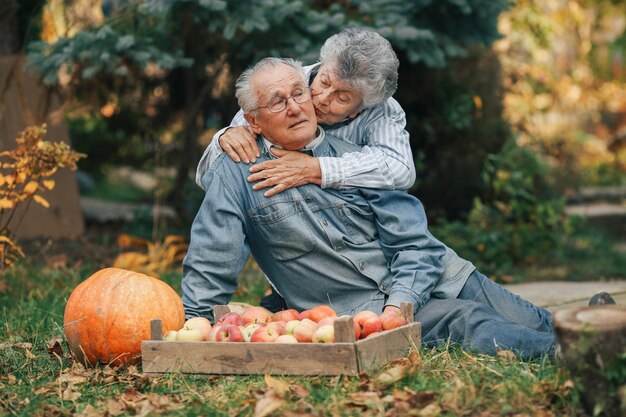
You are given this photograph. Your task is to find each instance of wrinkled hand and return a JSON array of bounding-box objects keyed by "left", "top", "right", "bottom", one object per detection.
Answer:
[
  {"left": 218, "top": 126, "right": 259, "bottom": 163},
  {"left": 247, "top": 148, "right": 322, "bottom": 197},
  {"left": 382, "top": 305, "right": 401, "bottom": 316}
]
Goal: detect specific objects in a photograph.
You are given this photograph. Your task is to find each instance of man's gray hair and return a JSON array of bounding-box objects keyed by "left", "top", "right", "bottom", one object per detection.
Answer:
[
  {"left": 319, "top": 28, "right": 399, "bottom": 108},
  {"left": 235, "top": 57, "right": 306, "bottom": 113}
]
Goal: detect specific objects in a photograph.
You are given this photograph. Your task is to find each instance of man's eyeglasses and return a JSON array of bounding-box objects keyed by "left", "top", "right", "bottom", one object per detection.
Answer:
[{"left": 251, "top": 87, "right": 312, "bottom": 113}]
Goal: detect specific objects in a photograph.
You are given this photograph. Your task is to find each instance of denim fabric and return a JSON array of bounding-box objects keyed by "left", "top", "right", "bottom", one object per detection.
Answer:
[
  {"left": 182, "top": 131, "right": 474, "bottom": 321},
  {"left": 417, "top": 270, "right": 556, "bottom": 360}
]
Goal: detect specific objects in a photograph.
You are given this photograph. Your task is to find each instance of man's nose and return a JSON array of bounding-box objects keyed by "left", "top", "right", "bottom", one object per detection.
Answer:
[{"left": 285, "top": 96, "right": 302, "bottom": 114}]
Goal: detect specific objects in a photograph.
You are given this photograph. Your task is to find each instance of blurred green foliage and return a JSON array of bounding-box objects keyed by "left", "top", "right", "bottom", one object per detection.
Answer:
[{"left": 432, "top": 139, "right": 571, "bottom": 279}]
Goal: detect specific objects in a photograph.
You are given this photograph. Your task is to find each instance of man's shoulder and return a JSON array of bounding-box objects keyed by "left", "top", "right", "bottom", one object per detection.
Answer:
[
  {"left": 323, "top": 132, "right": 363, "bottom": 154},
  {"left": 200, "top": 151, "right": 259, "bottom": 188}
]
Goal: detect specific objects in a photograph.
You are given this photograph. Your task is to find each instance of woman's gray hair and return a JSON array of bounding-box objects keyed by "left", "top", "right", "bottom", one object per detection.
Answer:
[
  {"left": 319, "top": 28, "right": 399, "bottom": 108},
  {"left": 235, "top": 57, "right": 306, "bottom": 113}
]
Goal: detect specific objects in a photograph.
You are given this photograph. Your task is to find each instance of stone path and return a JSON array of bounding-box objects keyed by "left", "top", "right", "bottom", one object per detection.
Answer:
[{"left": 505, "top": 280, "right": 626, "bottom": 311}]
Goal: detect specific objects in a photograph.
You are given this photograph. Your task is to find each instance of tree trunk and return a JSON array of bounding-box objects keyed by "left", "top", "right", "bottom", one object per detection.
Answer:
[
  {"left": 0, "top": 0, "right": 21, "bottom": 55},
  {"left": 553, "top": 305, "right": 626, "bottom": 417}
]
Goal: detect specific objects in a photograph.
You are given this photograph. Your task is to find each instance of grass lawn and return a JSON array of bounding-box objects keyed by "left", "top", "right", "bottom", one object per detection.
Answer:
[{"left": 1, "top": 253, "right": 581, "bottom": 417}]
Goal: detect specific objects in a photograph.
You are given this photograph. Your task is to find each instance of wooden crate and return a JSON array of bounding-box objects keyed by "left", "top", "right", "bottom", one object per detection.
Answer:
[{"left": 141, "top": 303, "right": 421, "bottom": 376}]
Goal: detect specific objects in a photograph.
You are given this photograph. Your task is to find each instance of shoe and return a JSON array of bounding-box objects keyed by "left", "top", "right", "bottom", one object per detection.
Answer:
[{"left": 588, "top": 292, "right": 616, "bottom": 306}]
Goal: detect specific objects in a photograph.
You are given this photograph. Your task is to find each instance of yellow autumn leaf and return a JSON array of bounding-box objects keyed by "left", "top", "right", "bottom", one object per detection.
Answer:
[
  {"left": 33, "top": 194, "right": 50, "bottom": 208},
  {"left": 0, "top": 198, "right": 14, "bottom": 209},
  {"left": 24, "top": 181, "right": 39, "bottom": 194},
  {"left": 43, "top": 179, "right": 55, "bottom": 190}
]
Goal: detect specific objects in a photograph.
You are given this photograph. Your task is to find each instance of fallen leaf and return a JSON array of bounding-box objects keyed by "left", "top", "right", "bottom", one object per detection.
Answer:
[
  {"left": 106, "top": 399, "right": 127, "bottom": 416},
  {"left": 76, "top": 404, "right": 101, "bottom": 417},
  {"left": 264, "top": 373, "right": 289, "bottom": 396},
  {"left": 48, "top": 338, "right": 64, "bottom": 359},
  {"left": 253, "top": 388, "right": 285, "bottom": 417},
  {"left": 61, "top": 387, "right": 81, "bottom": 401},
  {"left": 375, "top": 363, "right": 409, "bottom": 388},
  {"left": 417, "top": 403, "right": 442, "bottom": 417}
]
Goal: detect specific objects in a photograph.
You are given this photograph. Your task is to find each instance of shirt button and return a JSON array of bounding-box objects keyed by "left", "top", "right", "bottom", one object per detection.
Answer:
[
  {"left": 335, "top": 246, "right": 342, "bottom": 251},
  {"left": 359, "top": 261, "right": 365, "bottom": 270},
  {"left": 323, "top": 220, "right": 328, "bottom": 226},
  {"left": 380, "top": 284, "right": 387, "bottom": 291},
  {"left": 338, "top": 203, "right": 343, "bottom": 209}
]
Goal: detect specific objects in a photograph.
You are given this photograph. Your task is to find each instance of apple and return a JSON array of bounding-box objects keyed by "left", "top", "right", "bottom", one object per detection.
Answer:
[
  {"left": 175, "top": 327, "right": 204, "bottom": 342},
  {"left": 353, "top": 310, "right": 383, "bottom": 339},
  {"left": 182, "top": 317, "right": 212, "bottom": 341},
  {"left": 312, "top": 325, "right": 335, "bottom": 343},
  {"left": 163, "top": 330, "right": 178, "bottom": 341},
  {"left": 250, "top": 326, "right": 280, "bottom": 343},
  {"left": 242, "top": 323, "right": 265, "bottom": 342},
  {"left": 299, "top": 305, "right": 336, "bottom": 322},
  {"left": 206, "top": 325, "right": 221, "bottom": 341},
  {"left": 216, "top": 312, "right": 244, "bottom": 327},
  {"left": 284, "top": 320, "right": 300, "bottom": 336},
  {"left": 380, "top": 309, "right": 407, "bottom": 331},
  {"left": 274, "top": 334, "right": 299, "bottom": 343},
  {"left": 293, "top": 318, "right": 318, "bottom": 343},
  {"left": 271, "top": 309, "right": 300, "bottom": 323},
  {"left": 319, "top": 315, "right": 360, "bottom": 339},
  {"left": 242, "top": 306, "right": 273, "bottom": 325},
  {"left": 214, "top": 324, "right": 244, "bottom": 342},
  {"left": 267, "top": 321, "right": 286, "bottom": 335}
]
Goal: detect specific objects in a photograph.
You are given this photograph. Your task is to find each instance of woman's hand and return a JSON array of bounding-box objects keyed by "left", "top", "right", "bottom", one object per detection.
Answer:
[
  {"left": 218, "top": 126, "right": 259, "bottom": 163},
  {"left": 247, "top": 148, "right": 322, "bottom": 197}
]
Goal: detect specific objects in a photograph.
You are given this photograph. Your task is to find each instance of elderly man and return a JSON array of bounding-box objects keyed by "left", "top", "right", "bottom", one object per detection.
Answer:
[{"left": 183, "top": 57, "right": 559, "bottom": 360}]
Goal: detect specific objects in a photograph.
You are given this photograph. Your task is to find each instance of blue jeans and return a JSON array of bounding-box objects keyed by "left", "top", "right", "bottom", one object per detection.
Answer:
[{"left": 416, "top": 270, "right": 556, "bottom": 360}]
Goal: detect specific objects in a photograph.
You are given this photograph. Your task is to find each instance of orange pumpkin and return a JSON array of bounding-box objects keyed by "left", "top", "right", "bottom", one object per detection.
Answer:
[{"left": 64, "top": 268, "right": 185, "bottom": 366}]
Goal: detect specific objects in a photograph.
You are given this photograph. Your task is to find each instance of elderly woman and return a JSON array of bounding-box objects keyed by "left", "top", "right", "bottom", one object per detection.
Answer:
[{"left": 195, "top": 27, "right": 415, "bottom": 196}]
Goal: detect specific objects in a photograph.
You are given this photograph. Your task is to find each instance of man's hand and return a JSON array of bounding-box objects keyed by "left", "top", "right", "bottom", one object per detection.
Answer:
[
  {"left": 247, "top": 148, "right": 322, "bottom": 197},
  {"left": 382, "top": 305, "right": 401, "bottom": 316},
  {"left": 218, "top": 126, "right": 259, "bottom": 163}
]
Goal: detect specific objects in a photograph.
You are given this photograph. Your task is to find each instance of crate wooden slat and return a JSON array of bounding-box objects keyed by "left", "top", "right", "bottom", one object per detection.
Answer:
[{"left": 141, "top": 302, "right": 421, "bottom": 376}]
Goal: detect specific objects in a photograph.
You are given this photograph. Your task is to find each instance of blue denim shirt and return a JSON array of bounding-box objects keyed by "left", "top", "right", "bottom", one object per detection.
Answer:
[{"left": 183, "top": 132, "right": 474, "bottom": 321}]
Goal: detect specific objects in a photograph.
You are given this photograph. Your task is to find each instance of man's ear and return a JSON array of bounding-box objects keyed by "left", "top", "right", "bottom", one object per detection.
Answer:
[{"left": 244, "top": 113, "right": 263, "bottom": 135}]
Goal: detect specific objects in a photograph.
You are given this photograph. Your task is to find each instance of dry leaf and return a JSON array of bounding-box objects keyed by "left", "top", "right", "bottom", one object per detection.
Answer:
[
  {"left": 264, "top": 373, "right": 290, "bottom": 395},
  {"left": 46, "top": 254, "right": 68, "bottom": 268},
  {"left": 253, "top": 388, "right": 285, "bottom": 417},
  {"left": 375, "top": 363, "right": 409, "bottom": 387},
  {"left": 75, "top": 404, "right": 101, "bottom": 417},
  {"left": 33, "top": 194, "right": 50, "bottom": 208},
  {"left": 43, "top": 179, "right": 55, "bottom": 190},
  {"left": 106, "top": 399, "right": 126, "bottom": 416},
  {"left": 417, "top": 403, "right": 442, "bottom": 417},
  {"left": 61, "top": 387, "right": 81, "bottom": 401},
  {"left": 23, "top": 181, "right": 39, "bottom": 194}
]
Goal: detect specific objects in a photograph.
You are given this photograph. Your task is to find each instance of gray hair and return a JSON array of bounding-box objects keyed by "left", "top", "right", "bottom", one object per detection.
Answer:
[
  {"left": 235, "top": 57, "right": 306, "bottom": 112},
  {"left": 319, "top": 28, "right": 399, "bottom": 108}
]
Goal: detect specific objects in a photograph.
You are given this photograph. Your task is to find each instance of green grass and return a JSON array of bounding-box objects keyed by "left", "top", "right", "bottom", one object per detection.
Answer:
[{"left": 0, "top": 261, "right": 581, "bottom": 416}]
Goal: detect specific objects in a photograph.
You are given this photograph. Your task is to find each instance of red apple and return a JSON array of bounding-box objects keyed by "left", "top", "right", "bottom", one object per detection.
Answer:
[
  {"left": 214, "top": 324, "right": 244, "bottom": 342},
  {"left": 293, "top": 318, "right": 318, "bottom": 343},
  {"left": 353, "top": 310, "right": 383, "bottom": 339},
  {"left": 267, "top": 321, "right": 286, "bottom": 335},
  {"left": 274, "top": 334, "right": 298, "bottom": 343},
  {"left": 250, "top": 326, "right": 280, "bottom": 343},
  {"left": 271, "top": 309, "right": 300, "bottom": 322},
  {"left": 380, "top": 309, "right": 407, "bottom": 331},
  {"left": 242, "top": 306, "right": 273, "bottom": 325},
  {"left": 242, "top": 323, "right": 265, "bottom": 342},
  {"left": 299, "top": 305, "right": 336, "bottom": 322},
  {"left": 312, "top": 325, "right": 335, "bottom": 343},
  {"left": 183, "top": 317, "right": 212, "bottom": 341},
  {"left": 206, "top": 325, "right": 221, "bottom": 341},
  {"left": 176, "top": 327, "right": 203, "bottom": 341},
  {"left": 216, "top": 312, "right": 244, "bottom": 327}
]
